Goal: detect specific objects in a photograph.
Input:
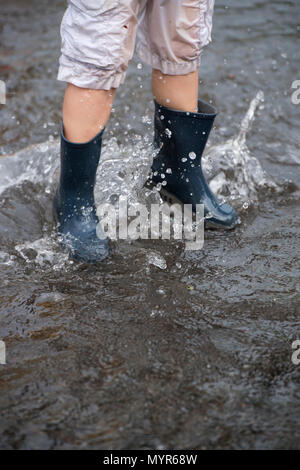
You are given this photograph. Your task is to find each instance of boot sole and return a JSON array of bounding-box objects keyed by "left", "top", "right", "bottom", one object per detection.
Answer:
[{"left": 149, "top": 185, "right": 237, "bottom": 231}]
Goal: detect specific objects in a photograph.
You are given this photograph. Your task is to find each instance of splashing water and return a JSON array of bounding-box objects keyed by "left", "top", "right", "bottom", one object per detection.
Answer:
[
  {"left": 0, "top": 92, "right": 284, "bottom": 206},
  {"left": 15, "top": 236, "right": 69, "bottom": 269},
  {"left": 96, "top": 134, "right": 160, "bottom": 209},
  {"left": 0, "top": 92, "right": 290, "bottom": 267},
  {"left": 0, "top": 138, "right": 59, "bottom": 195},
  {"left": 203, "top": 91, "right": 280, "bottom": 209},
  {"left": 146, "top": 250, "right": 167, "bottom": 270}
]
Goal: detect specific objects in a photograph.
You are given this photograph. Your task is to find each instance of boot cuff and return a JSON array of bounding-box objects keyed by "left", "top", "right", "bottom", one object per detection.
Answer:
[
  {"left": 60, "top": 121, "right": 105, "bottom": 148},
  {"left": 154, "top": 99, "right": 217, "bottom": 120}
]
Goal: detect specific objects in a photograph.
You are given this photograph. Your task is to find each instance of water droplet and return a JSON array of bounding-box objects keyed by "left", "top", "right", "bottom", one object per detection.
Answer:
[
  {"left": 181, "top": 157, "right": 187, "bottom": 163},
  {"left": 189, "top": 152, "right": 196, "bottom": 160}
]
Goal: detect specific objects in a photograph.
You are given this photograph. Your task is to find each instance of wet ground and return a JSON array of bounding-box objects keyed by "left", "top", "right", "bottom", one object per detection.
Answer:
[{"left": 0, "top": 0, "right": 300, "bottom": 450}]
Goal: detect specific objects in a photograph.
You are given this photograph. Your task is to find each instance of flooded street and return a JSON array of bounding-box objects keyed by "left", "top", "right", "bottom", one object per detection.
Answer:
[{"left": 0, "top": 0, "right": 300, "bottom": 449}]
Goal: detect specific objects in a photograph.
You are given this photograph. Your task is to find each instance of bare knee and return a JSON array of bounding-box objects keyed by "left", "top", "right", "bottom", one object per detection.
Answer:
[
  {"left": 62, "top": 83, "right": 116, "bottom": 142},
  {"left": 64, "top": 83, "right": 116, "bottom": 115}
]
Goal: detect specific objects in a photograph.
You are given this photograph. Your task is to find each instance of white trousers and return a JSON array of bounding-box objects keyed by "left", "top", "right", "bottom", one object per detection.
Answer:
[{"left": 58, "top": 0, "right": 215, "bottom": 90}]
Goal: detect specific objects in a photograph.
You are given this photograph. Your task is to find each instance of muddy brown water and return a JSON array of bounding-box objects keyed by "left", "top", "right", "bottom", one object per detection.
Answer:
[{"left": 0, "top": 0, "right": 300, "bottom": 450}]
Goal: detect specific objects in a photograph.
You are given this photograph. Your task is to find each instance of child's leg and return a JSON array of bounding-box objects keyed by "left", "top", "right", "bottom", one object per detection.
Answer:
[
  {"left": 63, "top": 84, "right": 116, "bottom": 143},
  {"left": 58, "top": 1, "right": 145, "bottom": 142},
  {"left": 137, "top": 0, "right": 215, "bottom": 110},
  {"left": 55, "top": 0, "right": 145, "bottom": 262},
  {"left": 152, "top": 70, "right": 199, "bottom": 113},
  {"left": 141, "top": 0, "right": 239, "bottom": 229}
]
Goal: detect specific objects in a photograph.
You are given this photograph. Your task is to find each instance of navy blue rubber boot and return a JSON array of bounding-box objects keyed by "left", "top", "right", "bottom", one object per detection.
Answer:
[
  {"left": 54, "top": 124, "right": 110, "bottom": 263},
  {"left": 148, "top": 100, "right": 239, "bottom": 229}
]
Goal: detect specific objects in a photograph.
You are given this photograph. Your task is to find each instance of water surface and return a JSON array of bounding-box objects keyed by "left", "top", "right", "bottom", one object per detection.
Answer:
[{"left": 0, "top": 0, "right": 300, "bottom": 450}]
